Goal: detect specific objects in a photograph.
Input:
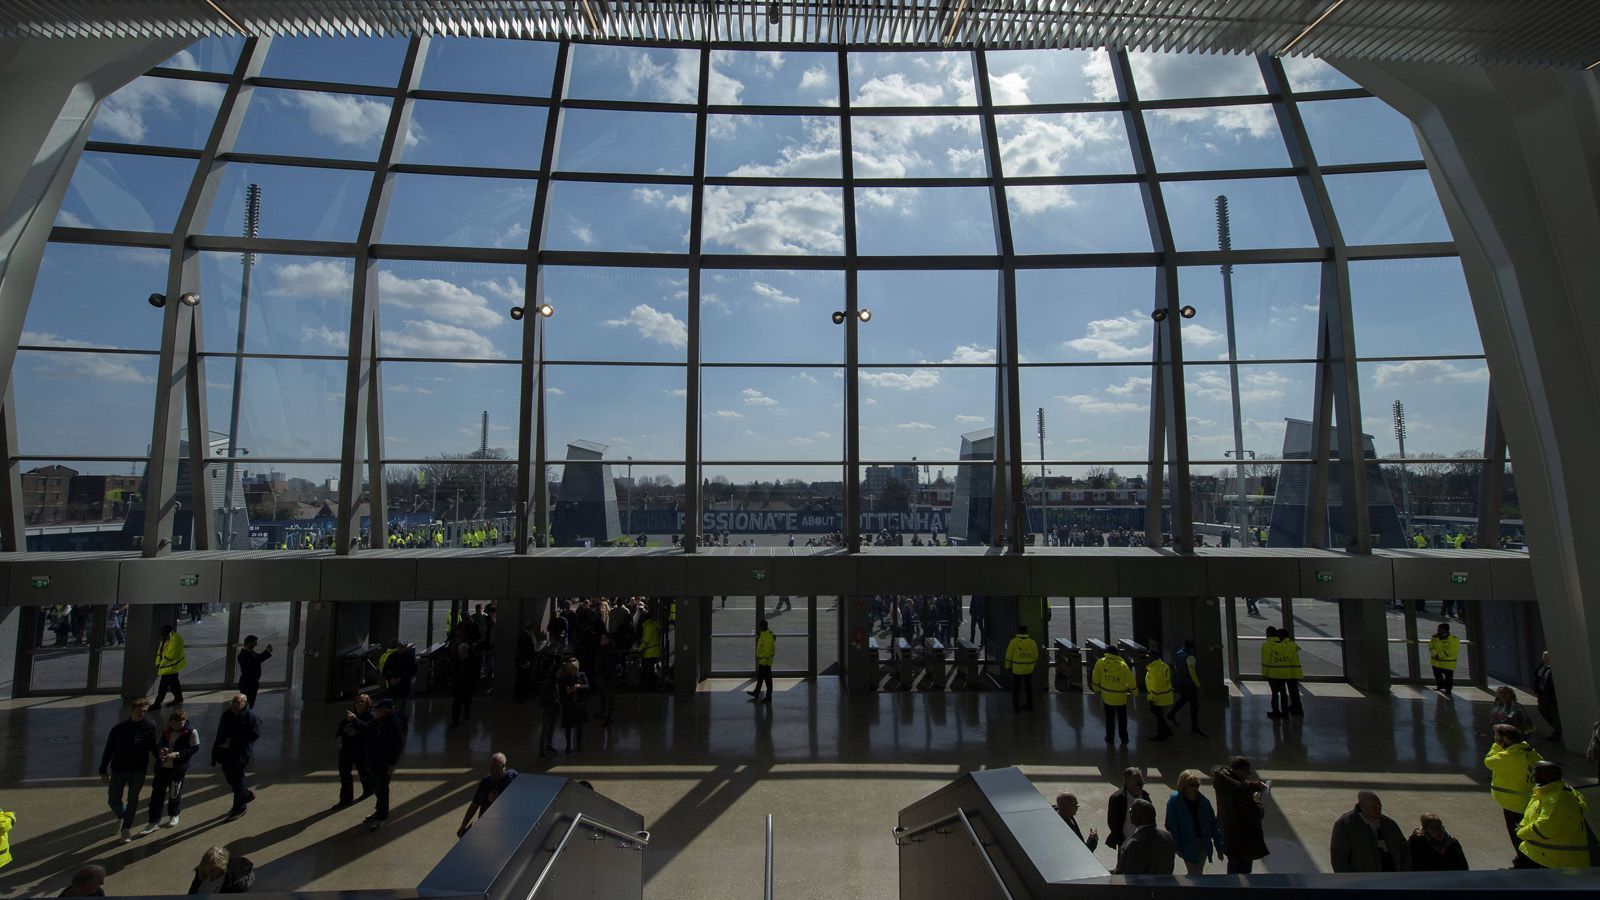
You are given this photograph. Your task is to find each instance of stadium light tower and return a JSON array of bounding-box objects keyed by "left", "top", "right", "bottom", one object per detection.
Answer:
[
  {"left": 1037, "top": 407, "right": 1048, "bottom": 545},
  {"left": 221, "top": 183, "right": 261, "bottom": 550},
  {"left": 1217, "top": 195, "right": 1251, "bottom": 547},
  {"left": 1394, "top": 400, "right": 1412, "bottom": 537}
]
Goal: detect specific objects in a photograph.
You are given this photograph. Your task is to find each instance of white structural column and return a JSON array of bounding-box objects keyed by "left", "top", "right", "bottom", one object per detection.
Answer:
[{"left": 1336, "top": 60, "right": 1600, "bottom": 749}]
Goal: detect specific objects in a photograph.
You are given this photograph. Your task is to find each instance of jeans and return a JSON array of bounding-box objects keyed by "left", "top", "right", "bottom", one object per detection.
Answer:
[
  {"left": 220, "top": 760, "right": 249, "bottom": 811},
  {"left": 154, "top": 673, "right": 184, "bottom": 708},
  {"left": 339, "top": 755, "right": 371, "bottom": 804},
  {"left": 148, "top": 767, "right": 185, "bottom": 822},
  {"left": 107, "top": 768, "right": 146, "bottom": 829},
  {"left": 1103, "top": 702, "right": 1129, "bottom": 743},
  {"left": 1226, "top": 858, "right": 1254, "bottom": 874}
]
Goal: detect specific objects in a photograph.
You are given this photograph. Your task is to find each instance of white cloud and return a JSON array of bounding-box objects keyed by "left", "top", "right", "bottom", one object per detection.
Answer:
[
  {"left": 645, "top": 49, "right": 742, "bottom": 104},
  {"left": 96, "top": 75, "right": 224, "bottom": 143},
  {"left": 813, "top": 430, "right": 832, "bottom": 440},
  {"left": 114, "top": 247, "right": 167, "bottom": 267},
  {"left": 389, "top": 383, "right": 434, "bottom": 396},
  {"left": 794, "top": 372, "right": 818, "bottom": 383},
  {"left": 942, "top": 344, "right": 996, "bottom": 364},
  {"left": 381, "top": 270, "right": 504, "bottom": 330},
  {"left": 301, "top": 325, "right": 348, "bottom": 349},
  {"left": 954, "top": 414, "right": 987, "bottom": 424},
  {"left": 20, "top": 332, "right": 153, "bottom": 383},
  {"left": 475, "top": 277, "right": 523, "bottom": 303},
  {"left": 990, "top": 71, "right": 1031, "bottom": 106},
  {"left": 1182, "top": 323, "right": 1224, "bottom": 348},
  {"left": 1059, "top": 393, "right": 1141, "bottom": 414},
  {"left": 852, "top": 72, "right": 946, "bottom": 107},
  {"left": 571, "top": 224, "right": 595, "bottom": 246},
  {"left": 603, "top": 303, "right": 687, "bottom": 348},
  {"left": 799, "top": 66, "right": 831, "bottom": 91},
  {"left": 1104, "top": 375, "right": 1152, "bottom": 396},
  {"left": 665, "top": 387, "right": 688, "bottom": 397},
  {"left": 1373, "top": 359, "right": 1489, "bottom": 386},
  {"left": 701, "top": 186, "right": 843, "bottom": 254},
  {"left": 493, "top": 221, "right": 529, "bottom": 249},
  {"left": 545, "top": 387, "right": 564, "bottom": 395},
  {"left": 56, "top": 210, "right": 89, "bottom": 228},
  {"left": 1067, "top": 312, "right": 1151, "bottom": 360},
  {"left": 383, "top": 319, "right": 503, "bottom": 358},
  {"left": 741, "top": 388, "right": 778, "bottom": 407},
  {"left": 271, "top": 259, "right": 351, "bottom": 297},
  {"left": 711, "top": 409, "right": 744, "bottom": 418},
  {"left": 295, "top": 91, "right": 418, "bottom": 148},
  {"left": 750, "top": 281, "right": 800, "bottom": 305},
  {"left": 897, "top": 421, "right": 935, "bottom": 430},
  {"left": 1086, "top": 52, "right": 1275, "bottom": 137},
  {"left": 860, "top": 369, "right": 941, "bottom": 390},
  {"left": 1188, "top": 368, "right": 1291, "bottom": 403}
]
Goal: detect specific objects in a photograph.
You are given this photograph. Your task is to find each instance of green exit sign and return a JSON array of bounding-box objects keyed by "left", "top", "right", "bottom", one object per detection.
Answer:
[
  {"left": 178, "top": 574, "right": 200, "bottom": 587},
  {"left": 29, "top": 575, "right": 49, "bottom": 589},
  {"left": 751, "top": 569, "right": 768, "bottom": 582},
  {"left": 1450, "top": 572, "right": 1469, "bottom": 584},
  {"left": 1314, "top": 571, "right": 1334, "bottom": 584}
]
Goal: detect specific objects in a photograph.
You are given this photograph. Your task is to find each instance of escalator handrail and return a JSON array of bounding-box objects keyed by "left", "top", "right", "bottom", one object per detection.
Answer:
[{"left": 524, "top": 813, "right": 650, "bottom": 900}]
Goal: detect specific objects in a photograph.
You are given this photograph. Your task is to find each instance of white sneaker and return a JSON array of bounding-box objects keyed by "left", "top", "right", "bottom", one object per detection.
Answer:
[
  {"left": 163, "top": 815, "right": 179, "bottom": 828},
  {"left": 120, "top": 828, "right": 132, "bottom": 843},
  {"left": 140, "top": 823, "right": 158, "bottom": 836}
]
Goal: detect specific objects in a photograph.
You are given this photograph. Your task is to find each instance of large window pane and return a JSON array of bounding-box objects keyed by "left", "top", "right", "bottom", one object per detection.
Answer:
[
  {"left": 377, "top": 259, "right": 524, "bottom": 360},
  {"left": 545, "top": 366, "right": 686, "bottom": 461},
  {"left": 1016, "top": 268, "right": 1158, "bottom": 363},
  {"left": 1281, "top": 57, "right": 1360, "bottom": 93},
  {"left": 58, "top": 152, "right": 194, "bottom": 233},
  {"left": 855, "top": 187, "right": 995, "bottom": 256},
  {"left": 709, "top": 49, "right": 839, "bottom": 106},
  {"left": 703, "top": 186, "right": 843, "bottom": 255},
  {"left": 1300, "top": 97, "right": 1422, "bottom": 165},
  {"left": 235, "top": 87, "right": 394, "bottom": 160},
  {"left": 1165, "top": 178, "right": 1317, "bottom": 250},
  {"left": 1145, "top": 105, "right": 1289, "bottom": 171},
  {"left": 1290, "top": 598, "right": 1344, "bottom": 678},
  {"left": 556, "top": 109, "right": 696, "bottom": 175},
  {"left": 19, "top": 460, "right": 142, "bottom": 529},
  {"left": 546, "top": 182, "right": 691, "bottom": 253},
  {"left": 995, "top": 113, "right": 1132, "bottom": 176},
  {"left": 701, "top": 465, "right": 845, "bottom": 537},
  {"left": 542, "top": 267, "right": 688, "bottom": 363},
  {"left": 860, "top": 367, "right": 994, "bottom": 460},
  {"left": 1186, "top": 363, "right": 1317, "bottom": 461},
  {"left": 261, "top": 37, "right": 409, "bottom": 87},
  {"left": 849, "top": 52, "right": 976, "bottom": 107},
  {"left": 1020, "top": 366, "right": 1152, "bottom": 462},
  {"left": 1326, "top": 171, "right": 1452, "bottom": 245},
  {"left": 702, "top": 368, "right": 840, "bottom": 462},
  {"left": 544, "top": 463, "right": 683, "bottom": 545},
  {"left": 1129, "top": 53, "right": 1266, "bottom": 100},
  {"left": 163, "top": 37, "right": 245, "bottom": 74},
  {"left": 706, "top": 115, "right": 840, "bottom": 178},
  {"left": 858, "top": 270, "right": 997, "bottom": 365},
  {"left": 1177, "top": 263, "right": 1322, "bottom": 362},
  {"left": 205, "top": 357, "right": 348, "bottom": 459},
  {"left": 384, "top": 174, "right": 536, "bottom": 248},
  {"left": 381, "top": 361, "right": 520, "bottom": 460},
  {"left": 402, "top": 100, "right": 545, "bottom": 169},
  {"left": 91, "top": 75, "right": 225, "bottom": 148},
  {"left": 25, "top": 243, "right": 169, "bottom": 351},
  {"left": 1350, "top": 258, "right": 1481, "bottom": 358},
  {"left": 567, "top": 45, "right": 699, "bottom": 103},
  {"left": 201, "top": 252, "right": 353, "bottom": 357},
  {"left": 852, "top": 116, "right": 985, "bottom": 178},
  {"left": 985, "top": 49, "right": 1110, "bottom": 105},
  {"left": 701, "top": 269, "right": 843, "bottom": 364},
  {"left": 1008, "top": 183, "right": 1151, "bottom": 254},
  {"left": 205, "top": 162, "right": 369, "bottom": 242},
  {"left": 1359, "top": 360, "right": 1490, "bottom": 458},
  {"left": 13, "top": 350, "right": 157, "bottom": 456},
  {"left": 420, "top": 38, "right": 559, "bottom": 96}
]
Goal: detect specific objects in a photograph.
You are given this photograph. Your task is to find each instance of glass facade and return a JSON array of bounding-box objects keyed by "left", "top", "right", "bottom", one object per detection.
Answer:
[{"left": 20, "top": 36, "right": 1506, "bottom": 558}]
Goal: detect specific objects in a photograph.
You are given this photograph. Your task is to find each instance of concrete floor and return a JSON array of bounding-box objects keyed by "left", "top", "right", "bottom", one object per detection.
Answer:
[{"left": 0, "top": 679, "right": 1593, "bottom": 897}]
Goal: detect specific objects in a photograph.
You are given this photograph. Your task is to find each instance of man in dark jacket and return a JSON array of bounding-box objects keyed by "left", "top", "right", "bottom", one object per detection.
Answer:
[
  {"left": 1054, "top": 791, "right": 1098, "bottom": 851},
  {"left": 335, "top": 693, "right": 374, "bottom": 808},
  {"left": 1112, "top": 799, "right": 1177, "bottom": 875},
  {"left": 1211, "top": 756, "right": 1269, "bottom": 873},
  {"left": 211, "top": 693, "right": 260, "bottom": 821},
  {"left": 235, "top": 635, "right": 272, "bottom": 709},
  {"left": 144, "top": 708, "right": 200, "bottom": 833},
  {"left": 364, "top": 698, "right": 407, "bottom": 829},
  {"left": 99, "top": 697, "right": 158, "bottom": 842},
  {"left": 1330, "top": 791, "right": 1410, "bottom": 872},
  {"left": 449, "top": 637, "right": 480, "bottom": 727},
  {"left": 382, "top": 642, "right": 417, "bottom": 706},
  {"left": 1106, "top": 767, "right": 1152, "bottom": 852}
]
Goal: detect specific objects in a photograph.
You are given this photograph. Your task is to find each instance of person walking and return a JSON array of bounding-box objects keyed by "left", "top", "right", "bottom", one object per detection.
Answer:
[
  {"left": 235, "top": 635, "right": 272, "bottom": 709},
  {"left": 1283, "top": 630, "right": 1304, "bottom": 716},
  {"left": 1112, "top": 799, "right": 1177, "bottom": 875},
  {"left": 1091, "top": 645, "right": 1137, "bottom": 745},
  {"left": 1261, "top": 627, "right": 1289, "bottom": 718},
  {"left": 211, "top": 693, "right": 260, "bottom": 822},
  {"left": 152, "top": 625, "right": 186, "bottom": 710},
  {"left": 748, "top": 619, "right": 776, "bottom": 703},
  {"left": 1164, "top": 769, "right": 1225, "bottom": 875},
  {"left": 449, "top": 638, "right": 479, "bottom": 728},
  {"left": 1004, "top": 625, "right": 1040, "bottom": 713},
  {"left": 142, "top": 708, "right": 200, "bottom": 834},
  {"left": 1210, "top": 756, "right": 1268, "bottom": 874},
  {"left": 456, "top": 752, "right": 518, "bottom": 838},
  {"left": 1407, "top": 814, "right": 1468, "bottom": 871},
  {"left": 382, "top": 641, "right": 417, "bottom": 708},
  {"left": 1106, "top": 767, "right": 1152, "bottom": 853},
  {"left": 1484, "top": 723, "right": 1542, "bottom": 858},
  {"left": 595, "top": 632, "right": 619, "bottom": 724},
  {"left": 537, "top": 665, "right": 562, "bottom": 758},
  {"left": 1488, "top": 685, "right": 1534, "bottom": 735},
  {"left": 639, "top": 615, "right": 663, "bottom": 689},
  {"left": 1144, "top": 648, "right": 1175, "bottom": 742},
  {"left": 99, "top": 696, "right": 157, "bottom": 843},
  {"left": 335, "top": 694, "right": 374, "bottom": 808},
  {"left": 1054, "top": 792, "right": 1097, "bottom": 851},
  {"left": 1330, "top": 791, "right": 1410, "bottom": 872},
  {"left": 1166, "top": 639, "right": 1206, "bottom": 736},
  {"left": 364, "top": 698, "right": 407, "bottom": 830},
  {"left": 1534, "top": 651, "right": 1562, "bottom": 741},
  {"left": 1428, "top": 623, "right": 1460, "bottom": 697},
  {"left": 558, "top": 660, "right": 590, "bottom": 753},
  {"left": 1514, "top": 762, "right": 1590, "bottom": 869}
]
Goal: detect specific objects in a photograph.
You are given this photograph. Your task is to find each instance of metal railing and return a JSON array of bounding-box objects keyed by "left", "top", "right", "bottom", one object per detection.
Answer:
[
  {"left": 764, "top": 814, "right": 775, "bottom": 900},
  {"left": 893, "top": 808, "right": 1014, "bottom": 900},
  {"left": 524, "top": 813, "right": 650, "bottom": 900}
]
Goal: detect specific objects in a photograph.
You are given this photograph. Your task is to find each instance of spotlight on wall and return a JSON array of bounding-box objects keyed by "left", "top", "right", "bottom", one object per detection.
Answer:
[
  {"left": 148, "top": 293, "right": 167, "bottom": 308},
  {"left": 510, "top": 306, "right": 525, "bottom": 320},
  {"left": 539, "top": 303, "right": 554, "bottom": 317},
  {"left": 179, "top": 292, "right": 200, "bottom": 307},
  {"left": 1179, "top": 305, "right": 1197, "bottom": 319},
  {"left": 1151, "top": 308, "right": 1168, "bottom": 322},
  {"left": 831, "top": 310, "right": 847, "bottom": 325},
  {"left": 858, "top": 308, "right": 872, "bottom": 323}
]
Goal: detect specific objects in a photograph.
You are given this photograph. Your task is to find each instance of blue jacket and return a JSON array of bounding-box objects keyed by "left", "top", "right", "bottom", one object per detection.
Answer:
[{"left": 1164, "top": 791, "right": 1224, "bottom": 864}]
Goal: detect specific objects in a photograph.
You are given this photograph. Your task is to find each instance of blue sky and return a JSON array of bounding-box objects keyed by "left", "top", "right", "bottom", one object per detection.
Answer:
[{"left": 25, "top": 39, "right": 1483, "bottom": 489}]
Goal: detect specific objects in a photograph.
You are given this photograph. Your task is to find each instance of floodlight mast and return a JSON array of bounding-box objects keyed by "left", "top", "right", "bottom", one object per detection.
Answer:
[
  {"left": 221, "top": 183, "right": 261, "bottom": 549},
  {"left": 1217, "top": 195, "right": 1251, "bottom": 547},
  {"left": 1394, "top": 400, "right": 1412, "bottom": 537}
]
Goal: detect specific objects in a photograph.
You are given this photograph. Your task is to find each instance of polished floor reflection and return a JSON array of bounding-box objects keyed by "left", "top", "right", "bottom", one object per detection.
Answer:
[{"left": 0, "top": 680, "right": 1593, "bottom": 897}]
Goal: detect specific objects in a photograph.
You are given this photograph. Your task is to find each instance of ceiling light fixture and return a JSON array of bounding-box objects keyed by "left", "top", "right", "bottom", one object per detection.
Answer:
[{"left": 1276, "top": 0, "right": 1347, "bottom": 57}]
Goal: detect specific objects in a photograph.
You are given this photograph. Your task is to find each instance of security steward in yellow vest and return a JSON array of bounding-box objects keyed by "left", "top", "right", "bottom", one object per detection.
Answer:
[
  {"left": 1484, "top": 723, "right": 1542, "bottom": 855},
  {"left": 1144, "top": 651, "right": 1176, "bottom": 742},
  {"left": 0, "top": 805, "right": 14, "bottom": 871},
  {"left": 639, "top": 616, "right": 663, "bottom": 688},
  {"left": 1091, "top": 646, "right": 1138, "bottom": 745},
  {"left": 1260, "top": 627, "right": 1304, "bottom": 718},
  {"left": 1004, "top": 626, "right": 1040, "bottom": 712},
  {"left": 1515, "top": 762, "right": 1591, "bottom": 869},
  {"left": 749, "top": 619, "right": 776, "bottom": 704},
  {"left": 1428, "top": 623, "right": 1460, "bottom": 697},
  {"left": 153, "top": 625, "right": 187, "bottom": 709}
]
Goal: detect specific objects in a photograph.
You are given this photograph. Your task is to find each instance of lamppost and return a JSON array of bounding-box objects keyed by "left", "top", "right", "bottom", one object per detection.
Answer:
[
  {"left": 1394, "top": 400, "right": 1412, "bottom": 537},
  {"left": 625, "top": 455, "right": 633, "bottom": 536},
  {"left": 1225, "top": 449, "right": 1256, "bottom": 544},
  {"left": 1037, "top": 407, "right": 1049, "bottom": 545}
]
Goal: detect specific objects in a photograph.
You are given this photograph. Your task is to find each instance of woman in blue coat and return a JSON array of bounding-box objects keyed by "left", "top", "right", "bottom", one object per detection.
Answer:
[{"left": 1165, "top": 769, "right": 1225, "bottom": 875}]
